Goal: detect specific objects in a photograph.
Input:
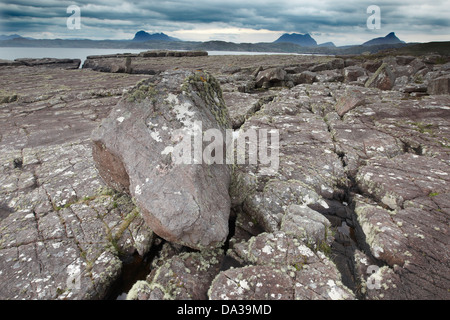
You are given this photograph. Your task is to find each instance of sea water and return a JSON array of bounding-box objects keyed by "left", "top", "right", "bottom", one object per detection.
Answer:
[{"left": 0, "top": 47, "right": 304, "bottom": 68}]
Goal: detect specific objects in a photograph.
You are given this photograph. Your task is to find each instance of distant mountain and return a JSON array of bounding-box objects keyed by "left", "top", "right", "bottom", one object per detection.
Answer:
[
  {"left": 132, "top": 31, "right": 180, "bottom": 42},
  {"left": 0, "top": 34, "right": 27, "bottom": 40},
  {"left": 318, "top": 42, "right": 335, "bottom": 48},
  {"left": 274, "top": 33, "right": 317, "bottom": 47},
  {"left": 3, "top": 29, "right": 442, "bottom": 56},
  {"left": 363, "top": 32, "right": 405, "bottom": 46}
]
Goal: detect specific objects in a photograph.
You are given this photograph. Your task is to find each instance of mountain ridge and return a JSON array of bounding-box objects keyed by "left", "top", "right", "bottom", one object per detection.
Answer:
[
  {"left": 2, "top": 31, "right": 445, "bottom": 57},
  {"left": 0, "top": 31, "right": 405, "bottom": 48},
  {"left": 274, "top": 33, "right": 317, "bottom": 47},
  {"left": 362, "top": 32, "right": 405, "bottom": 46},
  {"left": 132, "top": 30, "right": 180, "bottom": 42}
]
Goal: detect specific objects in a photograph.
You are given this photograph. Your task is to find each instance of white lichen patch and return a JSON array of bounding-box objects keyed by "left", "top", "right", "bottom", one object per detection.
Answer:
[
  {"left": 430, "top": 169, "right": 448, "bottom": 176},
  {"left": 150, "top": 131, "right": 162, "bottom": 142},
  {"left": 262, "top": 245, "right": 274, "bottom": 255},
  {"left": 326, "top": 280, "right": 348, "bottom": 300},
  {"left": 372, "top": 245, "right": 384, "bottom": 258},
  {"left": 239, "top": 280, "right": 250, "bottom": 290},
  {"left": 161, "top": 146, "right": 174, "bottom": 155},
  {"left": 166, "top": 93, "right": 196, "bottom": 128},
  {"left": 363, "top": 172, "right": 373, "bottom": 181},
  {"left": 135, "top": 185, "right": 142, "bottom": 195},
  {"left": 297, "top": 244, "right": 315, "bottom": 258},
  {"left": 381, "top": 194, "right": 398, "bottom": 210}
]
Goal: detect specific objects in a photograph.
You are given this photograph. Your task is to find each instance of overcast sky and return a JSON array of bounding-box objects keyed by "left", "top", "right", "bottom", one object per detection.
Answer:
[{"left": 1, "top": 0, "right": 449, "bottom": 46}]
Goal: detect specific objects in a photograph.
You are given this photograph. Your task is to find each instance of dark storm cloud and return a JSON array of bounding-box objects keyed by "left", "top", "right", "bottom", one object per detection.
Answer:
[{"left": 0, "top": 0, "right": 449, "bottom": 43}]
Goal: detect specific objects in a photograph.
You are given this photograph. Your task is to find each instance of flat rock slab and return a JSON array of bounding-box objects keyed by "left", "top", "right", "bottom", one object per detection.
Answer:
[
  {"left": 0, "top": 66, "right": 152, "bottom": 299},
  {"left": 0, "top": 66, "right": 148, "bottom": 150},
  {"left": 91, "top": 70, "right": 232, "bottom": 250},
  {"left": 14, "top": 58, "right": 81, "bottom": 69},
  {"left": 209, "top": 231, "right": 354, "bottom": 300},
  {"left": 354, "top": 153, "right": 450, "bottom": 299},
  {"left": 82, "top": 54, "right": 332, "bottom": 76},
  {"left": 231, "top": 84, "right": 347, "bottom": 232}
]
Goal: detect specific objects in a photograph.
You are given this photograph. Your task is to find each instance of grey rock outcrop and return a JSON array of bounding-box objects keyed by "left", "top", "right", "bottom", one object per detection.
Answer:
[
  {"left": 291, "top": 71, "right": 317, "bottom": 85},
  {"left": 365, "top": 63, "right": 396, "bottom": 90},
  {"left": 255, "top": 67, "right": 288, "bottom": 88},
  {"left": 82, "top": 51, "right": 208, "bottom": 74},
  {"left": 222, "top": 91, "right": 270, "bottom": 128},
  {"left": 343, "top": 66, "right": 367, "bottom": 83}
]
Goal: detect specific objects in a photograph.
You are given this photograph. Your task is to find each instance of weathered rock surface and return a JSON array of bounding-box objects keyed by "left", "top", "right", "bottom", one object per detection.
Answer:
[
  {"left": 127, "top": 250, "right": 223, "bottom": 300},
  {"left": 91, "top": 70, "right": 232, "bottom": 250},
  {"left": 310, "top": 58, "right": 344, "bottom": 72},
  {"left": 14, "top": 58, "right": 81, "bottom": 69},
  {"left": 1, "top": 52, "right": 449, "bottom": 300},
  {"left": 228, "top": 57, "right": 450, "bottom": 300},
  {"left": 0, "top": 58, "right": 81, "bottom": 69},
  {"left": 365, "top": 63, "right": 396, "bottom": 90},
  {"left": 281, "top": 204, "right": 333, "bottom": 246},
  {"left": 0, "top": 65, "right": 152, "bottom": 299},
  {"left": 222, "top": 91, "right": 273, "bottom": 128},
  {"left": 291, "top": 71, "right": 317, "bottom": 85},
  {"left": 343, "top": 66, "right": 367, "bottom": 83},
  {"left": 231, "top": 84, "right": 348, "bottom": 234},
  {"left": 428, "top": 74, "right": 450, "bottom": 95},
  {"left": 334, "top": 87, "right": 366, "bottom": 117},
  {"left": 209, "top": 231, "right": 354, "bottom": 300},
  {"left": 353, "top": 154, "right": 450, "bottom": 299},
  {"left": 255, "top": 67, "right": 288, "bottom": 88},
  {"left": 82, "top": 52, "right": 331, "bottom": 78}
]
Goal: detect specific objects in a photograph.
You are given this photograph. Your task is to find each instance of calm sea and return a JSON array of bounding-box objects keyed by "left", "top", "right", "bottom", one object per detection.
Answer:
[{"left": 0, "top": 47, "right": 302, "bottom": 67}]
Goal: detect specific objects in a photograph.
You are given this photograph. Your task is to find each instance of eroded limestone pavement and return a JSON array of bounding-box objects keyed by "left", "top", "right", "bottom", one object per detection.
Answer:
[{"left": 0, "top": 52, "right": 449, "bottom": 300}]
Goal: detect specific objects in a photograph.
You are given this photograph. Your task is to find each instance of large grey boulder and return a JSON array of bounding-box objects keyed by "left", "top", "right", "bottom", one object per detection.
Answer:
[
  {"left": 428, "top": 74, "right": 450, "bottom": 95},
  {"left": 343, "top": 66, "right": 367, "bottom": 83},
  {"left": 255, "top": 67, "right": 287, "bottom": 88},
  {"left": 365, "top": 63, "right": 396, "bottom": 90},
  {"left": 291, "top": 71, "right": 317, "bottom": 85},
  {"left": 91, "top": 69, "right": 232, "bottom": 250}
]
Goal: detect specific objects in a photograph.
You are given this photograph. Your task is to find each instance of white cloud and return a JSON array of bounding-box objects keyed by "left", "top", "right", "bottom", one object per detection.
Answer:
[{"left": 171, "top": 25, "right": 283, "bottom": 42}]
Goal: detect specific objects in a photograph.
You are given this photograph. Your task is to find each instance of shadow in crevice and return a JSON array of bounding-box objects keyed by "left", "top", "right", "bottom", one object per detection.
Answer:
[
  {"left": 105, "top": 237, "right": 164, "bottom": 300},
  {"left": 0, "top": 203, "right": 14, "bottom": 221}
]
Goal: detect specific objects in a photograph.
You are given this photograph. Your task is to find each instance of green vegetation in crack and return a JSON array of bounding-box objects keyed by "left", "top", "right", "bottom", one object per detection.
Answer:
[
  {"left": 127, "top": 79, "right": 158, "bottom": 103},
  {"left": 409, "top": 121, "right": 435, "bottom": 135},
  {"left": 182, "top": 72, "right": 232, "bottom": 129}
]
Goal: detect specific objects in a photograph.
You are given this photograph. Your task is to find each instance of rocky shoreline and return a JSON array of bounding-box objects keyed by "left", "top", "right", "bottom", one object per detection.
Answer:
[{"left": 0, "top": 50, "right": 449, "bottom": 300}]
